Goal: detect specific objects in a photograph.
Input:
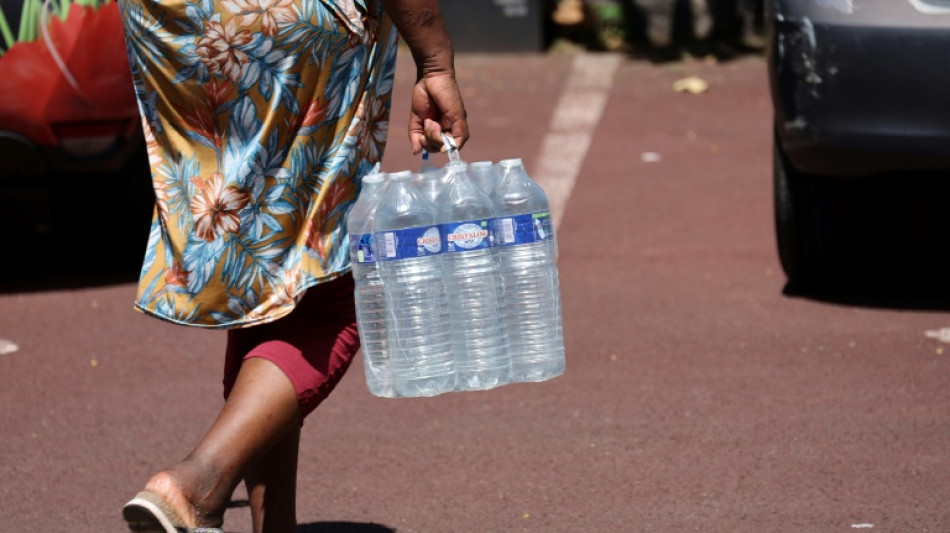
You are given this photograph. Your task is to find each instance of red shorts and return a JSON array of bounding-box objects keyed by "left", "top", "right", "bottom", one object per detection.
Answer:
[{"left": 223, "top": 274, "right": 361, "bottom": 419}]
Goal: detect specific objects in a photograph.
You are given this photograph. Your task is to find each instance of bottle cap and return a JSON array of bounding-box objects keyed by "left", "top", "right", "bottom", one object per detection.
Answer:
[
  {"left": 390, "top": 170, "right": 413, "bottom": 181},
  {"left": 470, "top": 161, "right": 492, "bottom": 169},
  {"left": 499, "top": 158, "right": 523, "bottom": 167},
  {"left": 363, "top": 172, "right": 386, "bottom": 184}
]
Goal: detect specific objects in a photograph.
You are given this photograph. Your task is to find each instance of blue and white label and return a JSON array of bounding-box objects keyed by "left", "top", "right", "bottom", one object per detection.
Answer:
[
  {"left": 349, "top": 233, "right": 376, "bottom": 264},
  {"left": 492, "top": 211, "right": 554, "bottom": 247},
  {"left": 374, "top": 226, "right": 442, "bottom": 260},
  {"left": 441, "top": 219, "right": 493, "bottom": 252}
]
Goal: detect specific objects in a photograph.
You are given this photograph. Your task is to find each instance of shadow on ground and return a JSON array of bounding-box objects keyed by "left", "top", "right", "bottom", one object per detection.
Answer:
[
  {"left": 223, "top": 501, "right": 396, "bottom": 532},
  {"left": 296, "top": 522, "right": 395, "bottom": 533},
  {"left": 784, "top": 278, "right": 950, "bottom": 312}
]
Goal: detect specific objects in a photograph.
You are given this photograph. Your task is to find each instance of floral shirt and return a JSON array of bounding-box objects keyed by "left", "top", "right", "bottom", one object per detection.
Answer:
[{"left": 119, "top": 0, "right": 397, "bottom": 328}]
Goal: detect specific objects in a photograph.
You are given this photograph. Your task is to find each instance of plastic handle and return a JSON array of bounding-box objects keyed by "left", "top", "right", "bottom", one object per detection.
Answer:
[{"left": 441, "top": 133, "right": 460, "bottom": 164}]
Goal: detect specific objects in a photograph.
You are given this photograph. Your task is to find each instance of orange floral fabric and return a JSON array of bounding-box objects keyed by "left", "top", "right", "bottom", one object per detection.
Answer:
[{"left": 120, "top": 0, "right": 397, "bottom": 328}]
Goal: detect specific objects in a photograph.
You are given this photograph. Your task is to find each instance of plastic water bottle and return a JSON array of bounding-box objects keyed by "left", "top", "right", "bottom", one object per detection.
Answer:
[
  {"left": 491, "top": 158, "right": 565, "bottom": 382},
  {"left": 373, "top": 170, "right": 456, "bottom": 397},
  {"left": 437, "top": 162, "right": 510, "bottom": 391},
  {"left": 417, "top": 153, "right": 445, "bottom": 205},
  {"left": 420, "top": 149, "right": 437, "bottom": 172},
  {"left": 347, "top": 172, "right": 394, "bottom": 398},
  {"left": 468, "top": 161, "right": 500, "bottom": 197}
]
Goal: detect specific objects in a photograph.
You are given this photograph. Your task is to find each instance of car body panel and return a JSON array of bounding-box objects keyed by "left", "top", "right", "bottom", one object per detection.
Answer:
[
  {"left": 0, "top": 0, "right": 150, "bottom": 238},
  {"left": 768, "top": 0, "right": 950, "bottom": 176},
  {"left": 0, "top": 0, "right": 141, "bottom": 179}
]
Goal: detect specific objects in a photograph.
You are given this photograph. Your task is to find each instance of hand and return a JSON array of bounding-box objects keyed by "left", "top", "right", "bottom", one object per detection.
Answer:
[{"left": 408, "top": 72, "right": 469, "bottom": 155}]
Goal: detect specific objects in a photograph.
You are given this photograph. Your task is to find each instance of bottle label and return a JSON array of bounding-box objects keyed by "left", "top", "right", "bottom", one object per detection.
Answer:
[
  {"left": 492, "top": 211, "right": 554, "bottom": 247},
  {"left": 374, "top": 226, "right": 443, "bottom": 260},
  {"left": 441, "top": 218, "right": 493, "bottom": 252},
  {"left": 350, "top": 233, "right": 376, "bottom": 264}
]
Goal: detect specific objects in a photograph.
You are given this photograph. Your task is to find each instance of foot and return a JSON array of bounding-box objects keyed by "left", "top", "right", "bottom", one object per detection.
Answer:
[{"left": 142, "top": 469, "right": 225, "bottom": 529}]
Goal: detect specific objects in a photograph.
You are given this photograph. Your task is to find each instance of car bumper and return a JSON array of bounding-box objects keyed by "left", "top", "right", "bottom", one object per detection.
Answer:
[
  {"left": 769, "top": 0, "right": 950, "bottom": 176},
  {"left": 0, "top": 128, "right": 146, "bottom": 235},
  {"left": 0, "top": 128, "right": 144, "bottom": 180}
]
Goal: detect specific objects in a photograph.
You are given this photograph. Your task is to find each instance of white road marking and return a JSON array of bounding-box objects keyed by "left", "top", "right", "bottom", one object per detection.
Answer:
[
  {"left": 924, "top": 328, "right": 950, "bottom": 343},
  {"left": 534, "top": 53, "right": 621, "bottom": 229},
  {"left": 0, "top": 339, "right": 19, "bottom": 355}
]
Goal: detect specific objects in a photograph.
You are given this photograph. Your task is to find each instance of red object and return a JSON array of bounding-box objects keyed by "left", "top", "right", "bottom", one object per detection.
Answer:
[
  {"left": 222, "top": 275, "right": 361, "bottom": 420},
  {"left": 0, "top": 3, "right": 138, "bottom": 147}
]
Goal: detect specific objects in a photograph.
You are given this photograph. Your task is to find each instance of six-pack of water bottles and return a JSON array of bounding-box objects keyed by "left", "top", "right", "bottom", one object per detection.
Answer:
[{"left": 346, "top": 140, "right": 565, "bottom": 398}]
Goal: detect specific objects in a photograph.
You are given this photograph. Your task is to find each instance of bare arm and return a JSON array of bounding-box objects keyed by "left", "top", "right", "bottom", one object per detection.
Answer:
[{"left": 380, "top": 0, "right": 469, "bottom": 154}]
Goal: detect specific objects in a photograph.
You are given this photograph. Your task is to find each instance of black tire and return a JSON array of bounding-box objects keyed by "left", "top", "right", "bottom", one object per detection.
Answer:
[{"left": 773, "top": 139, "right": 857, "bottom": 286}]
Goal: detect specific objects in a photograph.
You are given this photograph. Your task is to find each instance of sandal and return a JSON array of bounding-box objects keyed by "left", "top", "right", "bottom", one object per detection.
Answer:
[{"left": 122, "top": 491, "right": 223, "bottom": 533}]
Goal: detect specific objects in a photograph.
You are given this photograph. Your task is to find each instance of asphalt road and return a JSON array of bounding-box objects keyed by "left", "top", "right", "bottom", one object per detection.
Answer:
[{"left": 2, "top": 50, "right": 950, "bottom": 532}]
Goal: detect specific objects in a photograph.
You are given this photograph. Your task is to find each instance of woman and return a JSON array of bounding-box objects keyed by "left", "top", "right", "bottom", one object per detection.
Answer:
[{"left": 117, "top": 0, "right": 468, "bottom": 531}]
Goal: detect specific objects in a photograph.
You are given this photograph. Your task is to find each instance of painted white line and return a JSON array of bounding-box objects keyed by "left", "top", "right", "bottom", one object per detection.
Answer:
[
  {"left": 534, "top": 53, "right": 621, "bottom": 229},
  {"left": 0, "top": 339, "right": 19, "bottom": 355},
  {"left": 925, "top": 328, "right": 950, "bottom": 343}
]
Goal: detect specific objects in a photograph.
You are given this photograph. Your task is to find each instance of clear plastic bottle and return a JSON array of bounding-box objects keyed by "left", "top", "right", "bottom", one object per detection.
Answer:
[
  {"left": 413, "top": 149, "right": 443, "bottom": 205},
  {"left": 373, "top": 170, "right": 456, "bottom": 397},
  {"left": 468, "top": 161, "right": 500, "bottom": 197},
  {"left": 491, "top": 158, "right": 565, "bottom": 382},
  {"left": 346, "top": 172, "right": 394, "bottom": 398},
  {"left": 420, "top": 149, "right": 437, "bottom": 172},
  {"left": 417, "top": 169, "right": 444, "bottom": 206},
  {"left": 437, "top": 162, "right": 511, "bottom": 391}
]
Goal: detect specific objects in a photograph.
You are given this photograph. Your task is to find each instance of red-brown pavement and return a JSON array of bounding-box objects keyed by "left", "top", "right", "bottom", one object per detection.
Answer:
[{"left": 2, "top": 50, "right": 950, "bottom": 533}]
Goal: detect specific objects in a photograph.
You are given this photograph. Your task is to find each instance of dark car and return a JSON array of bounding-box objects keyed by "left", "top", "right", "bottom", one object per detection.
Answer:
[
  {"left": 768, "top": 0, "right": 950, "bottom": 284},
  {"left": 0, "top": 0, "right": 151, "bottom": 243}
]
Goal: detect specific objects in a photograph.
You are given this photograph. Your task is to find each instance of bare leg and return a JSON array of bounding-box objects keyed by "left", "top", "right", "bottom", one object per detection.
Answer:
[
  {"left": 142, "top": 357, "right": 301, "bottom": 529},
  {"left": 639, "top": 0, "right": 673, "bottom": 48},
  {"left": 691, "top": 0, "right": 712, "bottom": 41},
  {"left": 244, "top": 425, "right": 301, "bottom": 533}
]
